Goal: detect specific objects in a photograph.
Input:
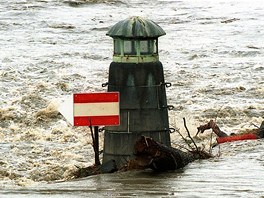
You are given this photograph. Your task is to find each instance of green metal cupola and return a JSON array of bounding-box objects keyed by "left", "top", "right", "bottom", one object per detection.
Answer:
[{"left": 106, "top": 16, "right": 166, "bottom": 63}]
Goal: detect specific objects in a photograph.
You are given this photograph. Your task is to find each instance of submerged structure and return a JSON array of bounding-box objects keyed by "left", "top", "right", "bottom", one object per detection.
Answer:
[{"left": 103, "top": 16, "right": 172, "bottom": 168}]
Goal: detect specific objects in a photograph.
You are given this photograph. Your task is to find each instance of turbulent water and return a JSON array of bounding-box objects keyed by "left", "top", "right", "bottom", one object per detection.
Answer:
[{"left": 0, "top": 0, "right": 263, "bottom": 197}]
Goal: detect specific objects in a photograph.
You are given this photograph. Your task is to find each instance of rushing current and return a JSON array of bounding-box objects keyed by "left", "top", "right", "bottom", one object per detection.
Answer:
[{"left": 0, "top": 0, "right": 263, "bottom": 197}]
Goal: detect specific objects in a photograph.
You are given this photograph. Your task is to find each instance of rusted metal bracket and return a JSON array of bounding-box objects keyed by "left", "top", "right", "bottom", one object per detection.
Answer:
[
  {"left": 99, "top": 127, "right": 105, "bottom": 132},
  {"left": 162, "top": 105, "right": 174, "bottom": 110},
  {"left": 169, "top": 128, "right": 176, "bottom": 133},
  {"left": 102, "top": 82, "right": 108, "bottom": 87},
  {"left": 161, "top": 82, "right": 172, "bottom": 88}
]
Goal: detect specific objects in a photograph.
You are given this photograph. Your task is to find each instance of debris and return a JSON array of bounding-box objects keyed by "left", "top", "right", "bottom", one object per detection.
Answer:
[
  {"left": 183, "top": 117, "right": 199, "bottom": 151},
  {"left": 73, "top": 160, "right": 118, "bottom": 178},
  {"left": 73, "top": 118, "right": 216, "bottom": 178},
  {"left": 197, "top": 120, "right": 264, "bottom": 144},
  {"left": 247, "top": 45, "right": 261, "bottom": 50},
  {"left": 221, "top": 18, "right": 240, "bottom": 23},
  {"left": 217, "top": 133, "right": 257, "bottom": 144},
  {"left": 122, "top": 135, "right": 212, "bottom": 172},
  {"left": 197, "top": 120, "right": 228, "bottom": 137}
]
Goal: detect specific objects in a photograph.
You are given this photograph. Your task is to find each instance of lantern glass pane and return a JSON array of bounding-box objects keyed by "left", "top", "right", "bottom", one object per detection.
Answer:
[
  {"left": 114, "top": 39, "right": 121, "bottom": 55},
  {"left": 124, "top": 40, "right": 136, "bottom": 55},
  {"left": 140, "top": 40, "right": 149, "bottom": 54},
  {"left": 154, "top": 40, "right": 157, "bottom": 54},
  {"left": 140, "top": 40, "right": 156, "bottom": 55}
]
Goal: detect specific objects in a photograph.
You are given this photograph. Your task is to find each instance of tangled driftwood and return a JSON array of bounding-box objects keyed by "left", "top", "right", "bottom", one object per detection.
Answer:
[
  {"left": 122, "top": 135, "right": 212, "bottom": 172},
  {"left": 72, "top": 134, "right": 212, "bottom": 178},
  {"left": 72, "top": 118, "right": 215, "bottom": 178},
  {"left": 71, "top": 119, "right": 263, "bottom": 179}
]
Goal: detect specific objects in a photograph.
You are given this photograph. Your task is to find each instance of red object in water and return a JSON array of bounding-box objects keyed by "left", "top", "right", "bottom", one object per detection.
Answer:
[{"left": 216, "top": 133, "right": 258, "bottom": 144}]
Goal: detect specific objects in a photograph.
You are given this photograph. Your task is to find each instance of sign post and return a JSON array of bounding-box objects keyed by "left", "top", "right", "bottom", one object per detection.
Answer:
[{"left": 89, "top": 125, "right": 100, "bottom": 166}]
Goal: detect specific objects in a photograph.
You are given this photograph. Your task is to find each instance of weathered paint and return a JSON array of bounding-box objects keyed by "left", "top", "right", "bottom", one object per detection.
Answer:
[
  {"left": 107, "top": 17, "right": 164, "bottom": 63},
  {"left": 103, "top": 62, "right": 171, "bottom": 168},
  {"left": 112, "top": 55, "right": 159, "bottom": 63},
  {"left": 103, "top": 17, "right": 170, "bottom": 168},
  {"left": 106, "top": 16, "right": 166, "bottom": 39}
]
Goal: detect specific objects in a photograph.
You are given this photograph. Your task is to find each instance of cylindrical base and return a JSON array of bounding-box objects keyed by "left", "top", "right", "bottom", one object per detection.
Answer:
[{"left": 103, "top": 61, "right": 171, "bottom": 168}]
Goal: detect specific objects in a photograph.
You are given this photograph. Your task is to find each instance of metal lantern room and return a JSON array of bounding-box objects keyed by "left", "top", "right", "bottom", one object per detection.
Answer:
[{"left": 106, "top": 16, "right": 166, "bottom": 63}]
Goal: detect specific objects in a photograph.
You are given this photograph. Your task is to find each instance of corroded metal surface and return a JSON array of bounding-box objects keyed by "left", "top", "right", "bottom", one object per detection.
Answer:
[
  {"left": 106, "top": 16, "right": 166, "bottom": 38},
  {"left": 103, "top": 61, "right": 171, "bottom": 168}
]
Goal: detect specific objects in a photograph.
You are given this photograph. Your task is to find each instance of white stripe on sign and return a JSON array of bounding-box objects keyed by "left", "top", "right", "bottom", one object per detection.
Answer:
[{"left": 74, "top": 102, "right": 119, "bottom": 117}]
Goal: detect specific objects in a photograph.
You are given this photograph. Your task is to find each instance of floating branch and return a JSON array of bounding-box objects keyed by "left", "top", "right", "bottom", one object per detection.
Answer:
[{"left": 183, "top": 117, "right": 199, "bottom": 151}]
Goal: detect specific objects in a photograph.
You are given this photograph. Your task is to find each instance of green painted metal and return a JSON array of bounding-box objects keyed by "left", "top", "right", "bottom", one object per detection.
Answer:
[
  {"left": 113, "top": 55, "right": 159, "bottom": 63},
  {"left": 112, "top": 38, "right": 159, "bottom": 63},
  {"left": 106, "top": 16, "right": 166, "bottom": 39},
  {"left": 103, "top": 17, "right": 171, "bottom": 168},
  {"left": 103, "top": 62, "right": 171, "bottom": 168},
  {"left": 107, "top": 17, "right": 164, "bottom": 63}
]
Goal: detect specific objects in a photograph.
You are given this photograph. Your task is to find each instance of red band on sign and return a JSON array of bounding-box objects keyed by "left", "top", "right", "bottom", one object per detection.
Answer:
[
  {"left": 74, "top": 92, "right": 119, "bottom": 103},
  {"left": 74, "top": 115, "right": 120, "bottom": 126}
]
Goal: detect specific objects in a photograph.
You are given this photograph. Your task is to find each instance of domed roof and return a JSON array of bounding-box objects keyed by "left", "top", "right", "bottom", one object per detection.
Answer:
[{"left": 106, "top": 16, "right": 166, "bottom": 39}]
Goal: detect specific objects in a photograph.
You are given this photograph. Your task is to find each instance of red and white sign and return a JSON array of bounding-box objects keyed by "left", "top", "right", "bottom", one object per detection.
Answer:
[{"left": 59, "top": 92, "right": 120, "bottom": 126}]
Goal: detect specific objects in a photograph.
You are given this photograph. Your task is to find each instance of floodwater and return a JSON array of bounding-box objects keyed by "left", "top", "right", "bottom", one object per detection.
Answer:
[{"left": 0, "top": 0, "right": 263, "bottom": 197}]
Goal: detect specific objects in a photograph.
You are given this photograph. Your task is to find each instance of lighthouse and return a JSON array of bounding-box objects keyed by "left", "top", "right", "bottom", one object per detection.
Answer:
[{"left": 103, "top": 16, "right": 172, "bottom": 168}]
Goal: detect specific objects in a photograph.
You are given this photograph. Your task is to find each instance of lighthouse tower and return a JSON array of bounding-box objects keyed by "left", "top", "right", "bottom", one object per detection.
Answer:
[{"left": 103, "top": 16, "right": 171, "bottom": 168}]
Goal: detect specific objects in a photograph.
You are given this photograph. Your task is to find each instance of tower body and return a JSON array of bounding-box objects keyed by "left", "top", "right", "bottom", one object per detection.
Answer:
[{"left": 103, "top": 17, "right": 171, "bottom": 167}]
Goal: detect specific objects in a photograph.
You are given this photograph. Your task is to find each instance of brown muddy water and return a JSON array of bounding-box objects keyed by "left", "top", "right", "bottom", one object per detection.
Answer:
[{"left": 0, "top": 0, "right": 263, "bottom": 197}]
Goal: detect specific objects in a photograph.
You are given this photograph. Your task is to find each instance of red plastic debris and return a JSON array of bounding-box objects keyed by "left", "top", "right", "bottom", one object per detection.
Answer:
[{"left": 216, "top": 133, "right": 258, "bottom": 144}]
